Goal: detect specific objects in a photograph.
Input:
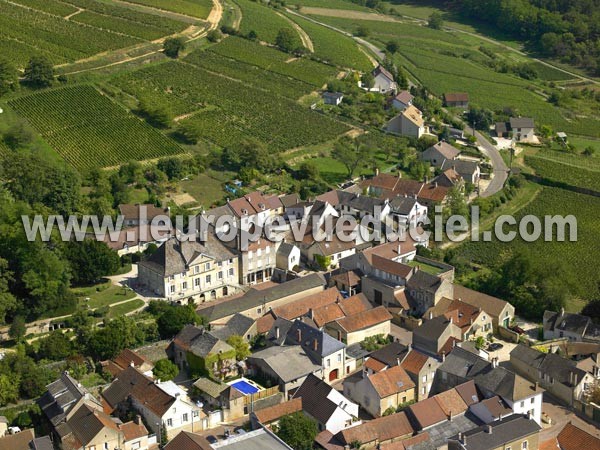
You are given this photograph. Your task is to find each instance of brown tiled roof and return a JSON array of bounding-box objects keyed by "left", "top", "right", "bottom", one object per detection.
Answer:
[
  {"left": 392, "top": 180, "right": 424, "bottom": 197},
  {"left": 540, "top": 439, "right": 559, "bottom": 450},
  {"left": 418, "top": 183, "right": 450, "bottom": 203},
  {"left": 362, "top": 173, "right": 401, "bottom": 192},
  {"left": 67, "top": 404, "right": 120, "bottom": 448},
  {"left": 365, "top": 357, "right": 387, "bottom": 373},
  {"left": 402, "top": 105, "right": 424, "bottom": 127},
  {"left": 256, "top": 311, "right": 276, "bottom": 334},
  {"left": 273, "top": 287, "right": 342, "bottom": 321},
  {"left": 330, "top": 270, "right": 362, "bottom": 288},
  {"left": 557, "top": 422, "right": 600, "bottom": 450},
  {"left": 339, "top": 293, "right": 371, "bottom": 316},
  {"left": 315, "top": 190, "right": 340, "bottom": 206},
  {"left": 444, "top": 93, "right": 469, "bottom": 103},
  {"left": 439, "top": 336, "right": 461, "bottom": 357},
  {"left": 0, "top": 429, "right": 34, "bottom": 450},
  {"left": 454, "top": 285, "right": 510, "bottom": 317},
  {"left": 443, "top": 299, "right": 483, "bottom": 332},
  {"left": 401, "top": 350, "right": 429, "bottom": 375},
  {"left": 253, "top": 398, "right": 303, "bottom": 424},
  {"left": 380, "top": 433, "right": 431, "bottom": 450},
  {"left": 312, "top": 303, "right": 345, "bottom": 328},
  {"left": 363, "top": 239, "right": 418, "bottom": 262},
  {"left": 408, "top": 396, "right": 447, "bottom": 429},
  {"left": 369, "top": 365, "right": 415, "bottom": 398},
  {"left": 373, "top": 65, "right": 395, "bottom": 82},
  {"left": 395, "top": 290, "right": 410, "bottom": 310},
  {"left": 118, "top": 204, "right": 169, "bottom": 221},
  {"left": 315, "top": 430, "right": 344, "bottom": 450},
  {"left": 454, "top": 380, "right": 480, "bottom": 407},
  {"left": 336, "top": 306, "right": 392, "bottom": 333},
  {"left": 339, "top": 412, "right": 414, "bottom": 445},
  {"left": 478, "top": 395, "right": 512, "bottom": 418},
  {"left": 371, "top": 255, "right": 413, "bottom": 278},
  {"left": 120, "top": 420, "right": 148, "bottom": 442},
  {"left": 164, "top": 431, "right": 211, "bottom": 450},
  {"left": 394, "top": 91, "right": 414, "bottom": 105},
  {"left": 434, "top": 388, "right": 468, "bottom": 416},
  {"left": 101, "top": 366, "right": 176, "bottom": 417}
]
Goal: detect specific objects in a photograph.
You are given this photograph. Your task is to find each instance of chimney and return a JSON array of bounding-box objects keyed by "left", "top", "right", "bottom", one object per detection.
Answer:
[
  {"left": 429, "top": 311, "right": 433, "bottom": 320},
  {"left": 407, "top": 343, "right": 412, "bottom": 351},
  {"left": 275, "top": 326, "right": 280, "bottom": 340},
  {"left": 375, "top": 168, "right": 380, "bottom": 176},
  {"left": 527, "top": 411, "right": 533, "bottom": 420},
  {"left": 309, "top": 308, "right": 314, "bottom": 319},
  {"left": 313, "top": 338, "right": 318, "bottom": 351},
  {"left": 560, "top": 307, "right": 565, "bottom": 317},
  {"left": 449, "top": 316, "right": 453, "bottom": 324},
  {"left": 434, "top": 182, "right": 438, "bottom": 188},
  {"left": 397, "top": 357, "right": 401, "bottom": 366},
  {"left": 297, "top": 329, "right": 302, "bottom": 342},
  {"left": 442, "top": 351, "right": 446, "bottom": 362},
  {"left": 134, "top": 415, "right": 142, "bottom": 425},
  {"left": 534, "top": 381, "right": 539, "bottom": 391},
  {"left": 397, "top": 243, "right": 401, "bottom": 256},
  {"left": 449, "top": 410, "right": 453, "bottom": 421},
  {"left": 485, "top": 424, "right": 492, "bottom": 434},
  {"left": 130, "top": 361, "right": 135, "bottom": 367}
]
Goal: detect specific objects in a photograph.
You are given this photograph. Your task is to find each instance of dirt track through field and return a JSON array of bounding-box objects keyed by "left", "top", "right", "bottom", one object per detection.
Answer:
[{"left": 275, "top": 10, "right": 314, "bottom": 52}]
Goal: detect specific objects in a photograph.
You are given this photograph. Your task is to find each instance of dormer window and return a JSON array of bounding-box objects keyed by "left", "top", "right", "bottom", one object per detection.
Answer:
[{"left": 242, "top": 208, "right": 248, "bottom": 215}]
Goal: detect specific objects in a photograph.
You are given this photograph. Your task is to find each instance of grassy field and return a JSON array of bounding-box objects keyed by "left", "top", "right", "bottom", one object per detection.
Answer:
[
  {"left": 286, "top": 0, "right": 372, "bottom": 11},
  {"left": 210, "top": 36, "right": 338, "bottom": 86},
  {"left": 455, "top": 186, "right": 600, "bottom": 306},
  {"left": 8, "top": 85, "right": 184, "bottom": 172},
  {"left": 108, "top": 299, "right": 145, "bottom": 318},
  {"left": 122, "top": 0, "right": 213, "bottom": 19},
  {"left": 235, "top": 0, "right": 298, "bottom": 44},
  {"left": 110, "top": 60, "right": 349, "bottom": 151},
  {"left": 285, "top": 13, "right": 373, "bottom": 71},
  {"left": 178, "top": 169, "right": 236, "bottom": 208},
  {"left": 74, "top": 282, "right": 136, "bottom": 309}
]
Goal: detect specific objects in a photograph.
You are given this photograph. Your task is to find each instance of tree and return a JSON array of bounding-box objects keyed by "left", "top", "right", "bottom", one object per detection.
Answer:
[
  {"left": 207, "top": 29, "right": 223, "bottom": 43},
  {"left": 0, "top": 57, "right": 17, "bottom": 97},
  {"left": 465, "top": 107, "right": 493, "bottom": 131},
  {"left": 275, "top": 413, "right": 318, "bottom": 450},
  {"left": 3, "top": 119, "right": 34, "bottom": 150},
  {"left": 153, "top": 358, "right": 179, "bottom": 381},
  {"left": 157, "top": 157, "right": 185, "bottom": 180},
  {"left": 355, "top": 25, "right": 370, "bottom": 37},
  {"left": 583, "top": 146, "right": 596, "bottom": 157},
  {"left": 0, "top": 374, "right": 19, "bottom": 406},
  {"left": 156, "top": 305, "right": 202, "bottom": 339},
  {"left": 275, "top": 28, "right": 302, "bottom": 53},
  {"left": 37, "top": 330, "right": 74, "bottom": 361},
  {"left": 226, "top": 335, "right": 251, "bottom": 361},
  {"left": 474, "top": 336, "right": 486, "bottom": 350},
  {"left": 137, "top": 100, "right": 172, "bottom": 128},
  {"left": 24, "top": 56, "right": 54, "bottom": 88},
  {"left": 385, "top": 40, "right": 399, "bottom": 54},
  {"left": 163, "top": 37, "right": 185, "bottom": 58},
  {"left": 296, "top": 160, "right": 320, "bottom": 180},
  {"left": 331, "top": 135, "right": 373, "bottom": 178},
  {"left": 0, "top": 258, "right": 16, "bottom": 324},
  {"left": 64, "top": 240, "right": 120, "bottom": 286},
  {"left": 84, "top": 316, "right": 147, "bottom": 360},
  {"left": 361, "top": 72, "right": 375, "bottom": 89},
  {"left": 9, "top": 316, "right": 26, "bottom": 342},
  {"left": 428, "top": 12, "right": 443, "bottom": 30}
]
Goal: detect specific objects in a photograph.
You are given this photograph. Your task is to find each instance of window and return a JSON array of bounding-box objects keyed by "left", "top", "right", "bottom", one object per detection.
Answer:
[
  {"left": 180, "top": 272, "right": 185, "bottom": 278},
  {"left": 89, "top": 446, "right": 96, "bottom": 450},
  {"left": 204, "top": 263, "right": 210, "bottom": 271},
  {"left": 182, "top": 282, "right": 187, "bottom": 290},
  {"left": 266, "top": 246, "right": 270, "bottom": 254},
  {"left": 218, "top": 271, "right": 223, "bottom": 280},
  {"left": 194, "top": 266, "right": 200, "bottom": 274},
  {"left": 218, "top": 261, "right": 223, "bottom": 267},
  {"left": 193, "top": 411, "right": 199, "bottom": 417},
  {"left": 170, "top": 285, "right": 175, "bottom": 294},
  {"left": 131, "top": 442, "right": 141, "bottom": 450},
  {"left": 104, "top": 444, "right": 108, "bottom": 450},
  {"left": 522, "top": 441, "right": 528, "bottom": 449},
  {"left": 257, "top": 248, "right": 262, "bottom": 256},
  {"left": 337, "top": 354, "right": 342, "bottom": 363},
  {"left": 206, "top": 274, "right": 211, "bottom": 284},
  {"left": 194, "top": 278, "right": 200, "bottom": 287},
  {"left": 167, "top": 418, "right": 173, "bottom": 427},
  {"left": 520, "top": 401, "right": 525, "bottom": 408},
  {"left": 422, "top": 375, "right": 427, "bottom": 383},
  {"left": 182, "top": 413, "right": 188, "bottom": 422},
  {"left": 248, "top": 251, "right": 253, "bottom": 259},
  {"left": 229, "top": 268, "right": 234, "bottom": 276},
  {"left": 422, "top": 387, "right": 426, "bottom": 394},
  {"left": 327, "top": 359, "right": 331, "bottom": 367},
  {"left": 530, "top": 398, "right": 535, "bottom": 404}
]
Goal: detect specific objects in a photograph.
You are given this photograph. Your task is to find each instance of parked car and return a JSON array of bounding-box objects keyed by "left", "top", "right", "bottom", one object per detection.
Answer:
[
  {"left": 206, "top": 436, "right": 218, "bottom": 444},
  {"left": 510, "top": 325, "right": 525, "bottom": 335},
  {"left": 488, "top": 343, "right": 504, "bottom": 352}
]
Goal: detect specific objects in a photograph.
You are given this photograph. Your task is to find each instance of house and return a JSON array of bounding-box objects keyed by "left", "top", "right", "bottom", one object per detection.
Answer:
[
  {"left": 101, "top": 348, "right": 154, "bottom": 378},
  {"left": 234, "top": 237, "right": 279, "bottom": 285},
  {"left": 495, "top": 122, "right": 509, "bottom": 138},
  {"left": 387, "top": 105, "right": 425, "bottom": 138},
  {"left": 118, "top": 204, "right": 170, "bottom": 227},
  {"left": 405, "top": 270, "right": 454, "bottom": 317},
  {"left": 318, "top": 412, "right": 415, "bottom": 449},
  {"left": 99, "top": 224, "right": 171, "bottom": 256},
  {"left": 325, "top": 306, "right": 392, "bottom": 345},
  {"left": 448, "top": 414, "right": 541, "bottom": 450},
  {"left": 413, "top": 315, "right": 462, "bottom": 357},
  {"left": 311, "top": 292, "right": 372, "bottom": 329},
  {"left": 392, "top": 91, "right": 414, "bottom": 111},
  {"left": 163, "top": 431, "right": 211, "bottom": 450},
  {"left": 210, "top": 313, "right": 257, "bottom": 342},
  {"left": 197, "top": 273, "right": 326, "bottom": 324},
  {"left": 0, "top": 429, "right": 35, "bottom": 450},
  {"left": 400, "top": 348, "right": 441, "bottom": 401},
  {"left": 101, "top": 366, "right": 204, "bottom": 438},
  {"left": 371, "top": 65, "right": 397, "bottom": 94},
  {"left": 323, "top": 92, "right": 344, "bottom": 106},
  {"left": 453, "top": 285, "right": 515, "bottom": 331},
  {"left": 192, "top": 377, "right": 245, "bottom": 421},
  {"left": 509, "top": 117, "right": 535, "bottom": 142},
  {"left": 343, "top": 364, "right": 416, "bottom": 417},
  {"left": 329, "top": 269, "right": 362, "bottom": 297},
  {"left": 421, "top": 141, "right": 460, "bottom": 168},
  {"left": 250, "top": 397, "right": 303, "bottom": 429},
  {"left": 444, "top": 93, "right": 469, "bottom": 108},
  {"left": 417, "top": 182, "right": 452, "bottom": 207},
  {"left": 448, "top": 127, "right": 465, "bottom": 140},
  {"left": 226, "top": 191, "right": 283, "bottom": 231},
  {"left": 276, "top": 242, "right": 300, "bottom": 272},
  {"left": 469, "top": 395, "right": 514, "bottom": 424},
  {"left": 510, "top": 344, "right": 593, "bottom": 407},
  {"left": 336, "top": 192, "right": 390, "bottom": 221},
  {"left": 543, "top": 308, "right": 598, "bottom": 342},
  {"left": 293, "top": 374, "right": 360, "bottom": 434},
  {"left": 442, "top": 159, "right": 481, "bottom": 185},
  {"left": 433, "top": 168, "right": 464, "bottom": 188},
  {"left": 168, "top": 325, "right": 237, "bottom": 379},
  {"left": 406, "top": 386, "right": 470, "bottom": 430},
  {"left": 542, "top": 422, "right": 600, "bottom": 450},
  {"left": 137, "top": 234, "right": 239, "bottom": 303},
  {"left": 426, "top": 298, "right": 493, "bottom": 341},
  {"left": 388, "top": 196, "right": 428, "bottom": 230},
  {"left": 302, "top": 231, "right": 363, "bottom": 270}
]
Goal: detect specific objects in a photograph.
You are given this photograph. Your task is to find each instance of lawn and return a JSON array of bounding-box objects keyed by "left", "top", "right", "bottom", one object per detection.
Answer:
[
  {"left": 74, "top": 282, "right": 136, "bottom": 309},
  {"left": 178, "top": 170, "right": 234, "bottom": 208},
  {"left": 108, "top": 299, "right": 145, "bottom": 318},
  {"left": 406, "top": 260, "right": 444, "bottom": 275}
]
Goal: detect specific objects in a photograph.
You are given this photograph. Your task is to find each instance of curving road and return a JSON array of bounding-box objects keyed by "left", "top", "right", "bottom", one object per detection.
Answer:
[{"left": 465, "top": 126, "right": 509, "bottom": 197}]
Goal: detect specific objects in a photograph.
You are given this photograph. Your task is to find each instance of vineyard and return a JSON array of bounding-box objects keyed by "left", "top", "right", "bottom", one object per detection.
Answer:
[
  {"left": 122, "top": 0, "right": 213, "bottom": 19},
  {"left": 525, "top": 155, "right": 600, "bottom": 193},
  {"left": 285, "top": 13, "right": 373, "bottom": 71},
  {"left": 183, "top": 50, "right": 316, "bottom": 100},
  {"left": 110, "top": 60, "right": 349, "bottom": 151},
  {"left": 8, "top": 86, "right": 183, "bottom": 172},
  {"left": 529, "top": 149, "right": 600, "bottom": 171},
  {"left": 235, "top": 0, "right": 298, "bottom": 45},
  {"left": 285, "top": 0, "right": 371, "bottom": 11},
  {"left": 210, "top": 36, "right": 338, "bottom": 86},
  {"left": 456, "top": 186, "right": 600, "bottom": 303},
  {"left": 0, "top": 0, "right": 189, "bottom": 67}
]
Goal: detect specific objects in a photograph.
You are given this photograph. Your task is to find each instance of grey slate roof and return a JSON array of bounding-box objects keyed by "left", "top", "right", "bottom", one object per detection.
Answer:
[
  {"left": 510, "top": 344, "right": 587, "bottom": 386},
  {"left": 211, "top": 313, "right": 255, "bottom": 341},
  {"left": 248, "top": 345, "right": 321, "bottom": 383},
  {"left": 435, "top": 347, "right": 491, "bottom": 382},
  {"left": 198, "top": 274, "right": 326, "bottom": 321},
  {"left": 139, "top": 235, "right": 236, "bottom": 277},
  {"left": 407, "top": 270, "right": 442, "bottom": 292},
  {"left": 342, "top": 194, "right": 387, "bottom": 212},
  {"left": 211, "top": 429, "right": 291, "bottom": 450},
  {"left": 266, "top": 317, "right": 294, "bottom": 346},
  {"left": 390, "top": 196, "right": 418, "bottom": 215},
  {"left": 509, "top": 117, "right": 534, "bottom": 129},
  {"left": 38, "top": 372, "right": 98, "bottom": 426},
  {"left": 277, "top": 242, "right": 297, "bottom": 259},
  {"left": 369, "top": 342, "right": 409, "bottom": 367},
  {"left": 286, "top": 319, "right": 346, "bottom": 358},
  {"left": 424, "top": 411, "right": 481, "bottom": 448},
  {"left": 293, "top": 374, "right": 340, "bottom": 425},
  {"left": 544, "top": 310, "right": 590, "bottom": 335},
  {"left": 448, "top": 414, "right": 541, "bottom": 450},
  {"left": 441, "top": 159, "right": 479, "bottom": 176},
  {"left": 414, "top": 316, "right": 454, "bottom": 341},
  {"left": 189, "top": 332, "right": 234, "bottom": 358}
]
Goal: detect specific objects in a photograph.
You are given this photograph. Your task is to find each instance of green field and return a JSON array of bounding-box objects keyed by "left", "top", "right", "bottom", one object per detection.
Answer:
[
  {"left": 286, "top": 13, "right": 373, "bottom": 71},
  {"left": 110, "top": 60, "right": 349, "bottom": 151},
  {"left": 184, "top": 49, "right": 316, "bottom": 99},
  {"left": 8, "top": 85, "right": 184, "bottom": 171},
  {"left": 235, "top": 0, "right": 298, "bottom": 44},
  {"left": 210, "top": 36, "right": 338, "bottom": 86},
  {"left": 108, "top": 298, "right": 145, "bottom": 318},
  {"left": 456, "top": 186, "right": 600, "bottom": 304},
  {"left": 525, "top": 155, "right": 600, "bottom": 192},
  {"left": 0, "top": 0, "right": 190, "bottom": 67},
  {"left": 74, "top": 282, "right": 136, "bottom": 309},
  {"left": 286, "top": 0, "right": 372, "bottom": 11},
  {"left": 122, "top": 0, "right": 213, "bottom": 18}
]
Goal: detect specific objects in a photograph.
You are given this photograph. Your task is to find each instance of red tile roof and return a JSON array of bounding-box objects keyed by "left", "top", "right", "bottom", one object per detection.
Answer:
[
  {"left": 557, "top": 422, "right": 600, "bottom": 450},
  {"left": 369, "top": 365, "right": 415, "bottom": 398},
  {"left": 434, "top": 388, "right": 468, "bottom": 417},
  {"left": 253, "top": 398, "right": 303, "bottom": 424},
  {"left": 400, "top": 350, "right": 429, "bottom": 375},
  {"left": 444, "top": 93, "right": 469, "bottom": 103},
  {"left": 336, "top": 306, "right": 392, "bottom": 333},
  {"left": 274, "top": 287, "right": 342, "bottom": 321},
  {"left": 339, "top": 412, "right": 414, "bottom": 445},
  {"left": 365, "top": 357, "right": 388, "bottom": 373},
  {"left": 120, "top": 420, "right": 148, "bottom": 442},
  {"left": 370, "top": 255, "right": 413, "bottom": 278},
  {"left": 408, "top": 396, "right": 447, "bottom": 429}
]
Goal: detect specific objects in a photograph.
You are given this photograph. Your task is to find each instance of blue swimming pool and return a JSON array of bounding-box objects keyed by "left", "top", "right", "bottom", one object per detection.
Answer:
[{"left": 230, "top": 379, "right": 260, "bottom": 395}]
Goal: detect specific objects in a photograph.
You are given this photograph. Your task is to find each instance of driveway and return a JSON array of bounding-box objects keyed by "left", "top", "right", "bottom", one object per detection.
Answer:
[
  {"left": 465, "top": 127, "right": 509, "bottom": 197},
  {"left": 540, "top": 394, "right": 600, "bottom": 442}
]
